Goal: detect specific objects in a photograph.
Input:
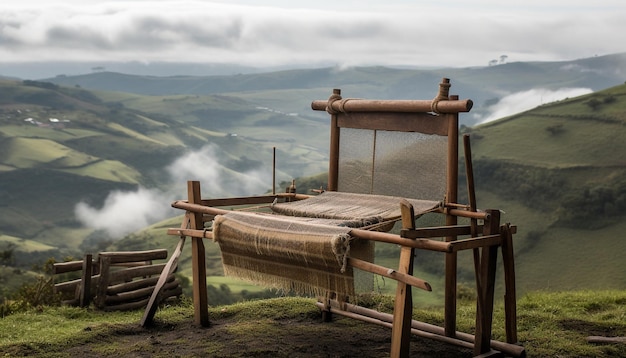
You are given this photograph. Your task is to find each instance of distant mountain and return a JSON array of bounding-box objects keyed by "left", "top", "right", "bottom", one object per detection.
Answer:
[
  {"left": 42, "top": 53, "right": 626, "bottom": 126},
  {"left": 0, "top": 61, "right": 273, "bottom": 81}
]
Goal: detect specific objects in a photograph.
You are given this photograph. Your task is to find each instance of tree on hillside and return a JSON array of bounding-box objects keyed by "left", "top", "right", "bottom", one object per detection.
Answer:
[
  {"left": 500, "top": 54, "right": 508, "bottom": 64},
  {"left": 0, "top": 243, "right": 15, "bottom": 266},
  {"left": 585, "top": 98, "right": 601, "bottom": 110}
]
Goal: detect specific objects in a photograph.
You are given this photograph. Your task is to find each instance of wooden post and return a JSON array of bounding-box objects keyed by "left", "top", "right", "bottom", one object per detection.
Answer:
[
  {"left": 474, "top": 209, "right": 501, "bottom": 356},
  {"left": 390, "top": 199, "right": 417, "bottom": 357},
  {"left": 327, "top": 89, "right": 341, "bottom": 191},
  {"left": 272, "top": 147, "right": 276, "bottom": 195},
  {"left": 79, "top": 254, "right": 92, "bottom": 307},
  {"left": 95, "top": 255, "right": 110, "bottom": 309},
  {"left": 188, "top": 181, "right": 210, "bottom": 327},
  {"left": 501, "top": 223, "right": 518, "bottom": 344},
  {"left": 444, "top": 105, "right": 459, "bottom": 337}
]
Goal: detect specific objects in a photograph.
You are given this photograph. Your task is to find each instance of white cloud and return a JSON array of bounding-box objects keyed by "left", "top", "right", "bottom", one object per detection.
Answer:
[
  {"left": 1, "top": 1, "right": 625, "bottom": 68},
  {"left": 477, "top": 87, "right": 593, "bottom": 124},
  {"left": 74, "top": 144, "right": 271, "bottom": 238},
  {"left": 74, "top": 187, "right": 174, "bottom": 238},
  {"left": 166, "top": 144, "right": 270, "bottom": 197}
]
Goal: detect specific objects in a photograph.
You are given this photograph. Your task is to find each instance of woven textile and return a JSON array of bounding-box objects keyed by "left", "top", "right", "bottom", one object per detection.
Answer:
[
  {"left": 270, "top": 191, "right": 441, "bottom": 228},
  {"left": 212, "top": 211, "right": 374, "bottom": 297}
]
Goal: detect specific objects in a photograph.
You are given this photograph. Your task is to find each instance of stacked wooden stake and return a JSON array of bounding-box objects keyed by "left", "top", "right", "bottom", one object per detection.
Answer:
[{"left": 53, "top": 249, "right": 182, "bottom": 311}]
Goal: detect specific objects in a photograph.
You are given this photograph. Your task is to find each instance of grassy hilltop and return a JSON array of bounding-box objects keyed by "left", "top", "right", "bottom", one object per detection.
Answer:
[{"left": 466, "top": 83, "right": 626, "bottom": 293}]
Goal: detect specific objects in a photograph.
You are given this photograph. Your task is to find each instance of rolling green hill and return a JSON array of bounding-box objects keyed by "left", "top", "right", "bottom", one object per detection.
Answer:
[
  {"left": 462, "top": 83, "right": 626, "bottom": 292},
  {"left": 1, "top": 57, "right": 625, "bottom": 302},
  {"left": 0, "top": 78, "right": 326, "bottom": 275}
]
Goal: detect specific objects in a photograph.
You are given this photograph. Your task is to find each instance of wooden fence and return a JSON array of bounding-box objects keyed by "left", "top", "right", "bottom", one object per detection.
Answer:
[{"left": 53, "top": 249, "right": 182, "bottom": 311}]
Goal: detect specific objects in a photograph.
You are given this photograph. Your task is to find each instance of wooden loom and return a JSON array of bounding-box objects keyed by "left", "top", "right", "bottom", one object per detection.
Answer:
[{"left": 141, "top": 78, "right": 525, "bottom": 358}]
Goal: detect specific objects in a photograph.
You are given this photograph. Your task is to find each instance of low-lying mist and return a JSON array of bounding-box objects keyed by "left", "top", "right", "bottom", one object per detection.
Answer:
[
  {"left": 476, "top": 87, "right": 592, "bottom": 124},
  {"left": 74, "top": 144, "right": 272, "bottom": 239}
]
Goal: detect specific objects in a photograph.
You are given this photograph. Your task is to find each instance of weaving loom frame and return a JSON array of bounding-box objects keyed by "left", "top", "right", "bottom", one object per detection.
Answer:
[{"left": 141, "top": 78, "right": 525, "bottom": 358}]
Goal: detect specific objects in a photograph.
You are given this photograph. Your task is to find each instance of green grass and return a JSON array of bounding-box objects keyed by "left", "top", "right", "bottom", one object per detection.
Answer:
[
  {"left": 515, "top": 223, "right": 626, "bottom": 292},
  {"left": 472, "top": 84, "right": 626, "bottom": 169},
  {"left": 105, "top": 122, "right": 169, "bottom": 146},
  {"left": 3, "top": 137, "right": 96, "bottom": 169},
  {"left": 0, "top": 306, "right": 144, "bottom": 347},
  {"left": 60, "top": 159, "right": 142, "bottom": 183},
  {"left": 0, "top": 234, "right": 56, "bottom": 253},
  {"left": 0, "top": 125, "right": 102, "bottom": 141},
  {"left": 34, "top": 227, "right": 96, "bottom": 250},
  {"left": 0, "top": 291, "right": 624, "bottom": 356}
]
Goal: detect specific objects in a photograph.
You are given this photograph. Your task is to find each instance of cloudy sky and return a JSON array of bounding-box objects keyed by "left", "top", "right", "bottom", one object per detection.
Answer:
[{"left": 1, "top": 0, "right": 625, "bottom": 69}]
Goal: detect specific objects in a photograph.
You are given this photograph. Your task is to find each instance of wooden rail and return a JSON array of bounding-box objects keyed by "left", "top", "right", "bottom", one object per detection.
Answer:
[{"left": 53, "top": 249, "right": 181, "bottom": 311}]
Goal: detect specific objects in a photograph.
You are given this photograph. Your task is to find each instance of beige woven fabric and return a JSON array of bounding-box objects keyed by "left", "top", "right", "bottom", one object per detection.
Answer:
[
  {"left": 213, "top": 192, "right": 438, "bottom": 296},
  {"left": 270, "top": 191, "right": 441, "bottom": 226},
  {"left": 213, "top": 211, "right": 374, "bottom": 297}
]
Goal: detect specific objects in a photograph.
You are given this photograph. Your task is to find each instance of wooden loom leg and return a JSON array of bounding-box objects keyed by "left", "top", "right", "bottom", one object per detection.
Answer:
[
  {"left": 390, "top": 200, "right": 416, "bottom": 358},
  {"left": 501, "top": 224, "right": 518, "bottom": 344},
  {"left": 188, "top": 181, "right": 210, "bottom": 327},
  {"left": 474, "top": 209, "right": 500, "bottom": 356},
  {"left": 140, "top": 218, "right": 187, "bottom": 327}
]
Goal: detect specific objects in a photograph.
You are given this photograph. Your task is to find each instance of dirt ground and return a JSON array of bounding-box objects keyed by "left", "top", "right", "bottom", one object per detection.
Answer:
[{"left": 40, "top": 311, "right": 475, "bottom": 357}]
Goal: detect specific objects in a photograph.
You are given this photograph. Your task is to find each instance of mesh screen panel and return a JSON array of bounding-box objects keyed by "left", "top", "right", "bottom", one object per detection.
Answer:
[{"left": 337, "top": 128, "right": 447, "bottom": 201}]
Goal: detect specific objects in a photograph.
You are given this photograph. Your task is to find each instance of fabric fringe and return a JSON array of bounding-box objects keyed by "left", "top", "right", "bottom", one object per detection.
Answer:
[{"left": 213, "top": 211, "right": 373, "bottom": 297}]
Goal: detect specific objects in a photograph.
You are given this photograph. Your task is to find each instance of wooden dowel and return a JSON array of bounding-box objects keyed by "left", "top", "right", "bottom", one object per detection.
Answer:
[
  {"left": 98, "top": 249, "right": 168, "bottom": 264},
  {"left": 401, "top": 224, "right": 483, "bottom": 239},
  {"left": 195, "top": 193, "right": 311, "bottom": 208},
  {"left": 168, "top": 226, "right": 499, "bottom": 253},
  {"left": 318, "top": 300, "right": 526, "bottom": 358},
  {"left": 107, "top": 274, "right": 175, "bottom": 295},
  {"left": 314, "top": 301, "right": 476, "bottom": 350},
  {"left": 107, "top": 264, "right": 166, "bottom": 284},
  {"left": 349, "top": 229, "right": 453, "bottom": 252},
  {"left": 53, "top": 259, "right": 96, "bottom": 274},
  {"left": 447, "top": 234, "right": 502, "bottom": 252},
  {"left": 106, "top": 279, "right": 179, "bottom": 304},
  {"left": 587, "top": 336, "right": 626, "bottom": 344},
  {"left": 311, "top": 98, "right": 473, "bottom": 114},
  {"left": 348, "top": 257, "right": 431, "bottom": 292},
  {"left": 168, "top": 225, "right": 454, "bottom": 252},
  {"left": 173, "top": 198, "right": 492, "bottom": 227},
  {"left": 54, "top": 279, "right": 81, "bottom": 293},
  {"left": 446, "top": 208, "right": 489, "bottom": 220},
  {"left": 167, "top": 228, "right": 214, "bottom": 239},
  {"left": 105, "top": 286, "right": 181, "bottom": 312},
  {"left": 200, "top": 195, "right": 277, "bottom": 207},
  {"left": 172, "top": 201, "right": 230, "bottom": 215}
]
